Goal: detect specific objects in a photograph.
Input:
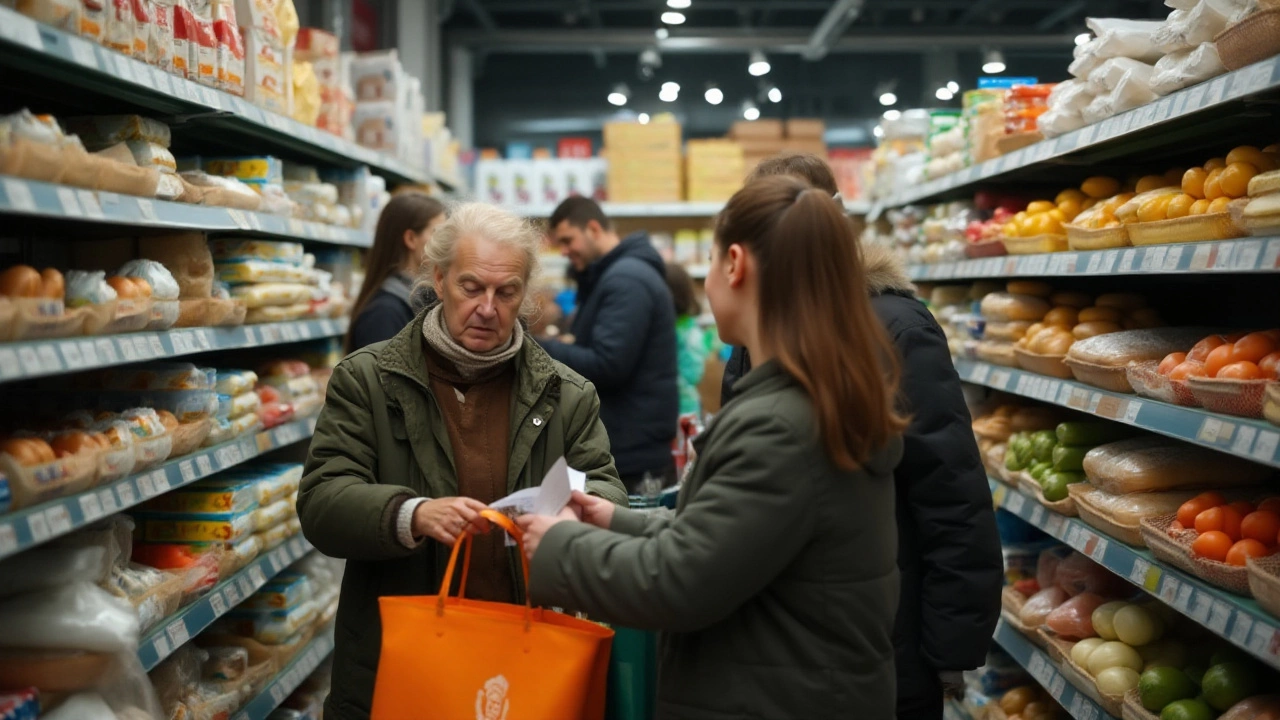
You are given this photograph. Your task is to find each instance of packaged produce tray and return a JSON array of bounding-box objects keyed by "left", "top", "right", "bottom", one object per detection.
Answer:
[
  {"left": 1068, "top": 483, "right": 1145, "bottom": 547},
  {"left": 965, "top": 239, "right": 1008, "bottom": 258},
  {"left": 1247, "top": 554, "right": 1280, "bottom": 621},
  {"left": 999, "top": 586, "right": 1047, "bottom": 647},
  {"left": 1185, "top": 377, "right": 1273, "bottom": 419},
  {"left": 1044, "top": 628, "right": 1126, "bottom": 718},
  {"left": 1064, "top": 356, "right": 1135, "bottom": 393},
  {"left": 1122, "top": 689, "right": 1159, "bottom": 720},
  {"left": 1035, "top": 626, "right": 1074, "bottom": 666},
  {"left": 1139, "top": 513, "right": 1252, "bottom": 596},
  {"left": 1018, "top": 471, "right": 1079, "bottom": 517},
  {"left": 1215, "top": 7, "right": 1280, "bottom": 70},
  {"left": 1267, "top": 383, "right": 1280, "bottom": 428},
  {"left": 984, "top": 444, "right": 1013, "bottom": 483},
  {"left": 996, "top": 131, "right": 1045, "bottom": 156},
  {"left": 1066, "top": 224, "right": 1130, "bottom": 251},
  {"left": 1003, "top": 234, "right": 1070, "bottom": 255},
  {"left": 1125, "top": 361, "right": 1200, "bottom": 407},
  {"left": 1128, "top": 213, "right": 1246, "bottom": 245},
  {"left": 1014, "top": 347, "right": 1074, "bottom": 380}
]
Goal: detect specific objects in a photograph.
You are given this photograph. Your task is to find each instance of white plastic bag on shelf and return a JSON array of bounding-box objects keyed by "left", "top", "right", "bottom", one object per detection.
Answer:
[
  {"left": 0, "top": 547, "right": 108, "bottom": 598},
  {"left": 1082, "top": 95, "right": 1114, "bottom": 125},
  {"left": 1108, "top": 72, "right": 1160, "bottom": 115},
  {"left": 0, "top": 582, "right": 138, "bottom": 653},
  {"left": 119, "top": 259, "right": 181, "bottom": 301},
  {"left": 1153, "top": 1, "right": 1231, "bottom": 51},
  {"left": 1049, "top": 79, "right": 1096, "bottom": 114},
  {"left": 1088, "top": 57, "right": 1157, "bottom": 94},
  {"left": 1086, "top": 18, "right": 1165, "bottom": 62},
  {"left": 1165, "top": 0, "right": 1198, "bottom": 9},
  {"left": 1069, "top": 39, "right": 1105, "bottom": 78},
  {"left": 1207, "top": 0, "right": 1257, "bottom": 23},
  {"left": 1151, "top": 42, "right": 1227, "bottom": 95},
  {"left": 1039, "top": 108, "right": 1087, "bottom": 138}
]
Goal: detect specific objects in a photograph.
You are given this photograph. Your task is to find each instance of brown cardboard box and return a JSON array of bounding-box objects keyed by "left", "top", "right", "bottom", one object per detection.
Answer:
[
  {"left": 734, "top": 137, "right": 785, "bottom": 156},
  {"left": 604, "top": 121, "right": 681, "bottom": 154},
  {"left": 687, "top": 140, "right": 745, "bottom": 202},
  {"left": 729, "top": 119, "right": 783, "bottom": 141},
  {"left": 781, "top": 138, "right": 828, "bottom": 157},
  {"left": 785, "top": 118, "right": 826, "bottom": 139}
]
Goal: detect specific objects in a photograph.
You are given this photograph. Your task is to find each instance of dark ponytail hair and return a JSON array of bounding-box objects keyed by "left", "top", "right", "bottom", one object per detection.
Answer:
[
  {"left": 715, "top": 175, "right": 907, "bottom": 470},
  {"left": 346, "top": 192, "right": 446, "bottom": 352}
]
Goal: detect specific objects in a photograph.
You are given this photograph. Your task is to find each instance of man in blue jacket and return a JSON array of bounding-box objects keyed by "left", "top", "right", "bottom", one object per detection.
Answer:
[{"left": 540, "top": 197, "right": 678, "bottom": 492}]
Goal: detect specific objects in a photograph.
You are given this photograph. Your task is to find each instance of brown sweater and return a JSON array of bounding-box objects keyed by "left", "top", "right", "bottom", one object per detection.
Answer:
[{"left": 422, "top": 340, "right": 517, "bottom": 603}]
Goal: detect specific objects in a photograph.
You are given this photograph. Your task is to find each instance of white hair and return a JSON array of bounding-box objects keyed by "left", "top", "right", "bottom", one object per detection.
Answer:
[{"left": 415, "top": 202, "right": 543, "bottom": 317}]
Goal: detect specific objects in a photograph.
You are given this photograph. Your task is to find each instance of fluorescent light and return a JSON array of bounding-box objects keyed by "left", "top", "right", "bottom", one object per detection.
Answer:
[
  {"left": 662, "top": 81, "right": 680, "bottom": 92},
  {"left": 882, "top": 109, "right": 901, "bottom": 121},
  {"left": 873, "top": 125, "right": 885, "bottom": 138},
  {"left": 704, "top": 85, "right": 723, "bottom": 105},
  {"left": 607, "top": 83, "right": 630, "bottom": 106},
  {"left": 638, "top": 113, "right": 651, "bottom": 124},
  {"left": 982, "top": 49, "right": 1006, "bottom": 74},
  {"left": 742, "top": 100, "right": 759, "bottom": 120},
  {"left": 661, "top": 11, "right": 685, "bottom": 24},
  {"left": 947, "top": 81, "right": 959, "bottom": 93},
  {"left": 748, "top": 50, "right": 770, "bottom": 77},
  {"left": 667, "top": 0, "right": 691, "bottom": 7},
  {"left": 1075, "top": 32, "right": 1091, "bottom": 47},
  {"left": 659, "top": 88, "right": 679, "bottom": 102},
  {"left": 879, "top": 92, "right": 897, "bottom": 106},
  {"left": 935, "top": 87, "right": 954, "bottom": 101},
  {"left": 655, "top": 27, "right": 669, "bottom": 39},
  {"left": 767, "top": 86, "right": 782, "bottom": 103}
]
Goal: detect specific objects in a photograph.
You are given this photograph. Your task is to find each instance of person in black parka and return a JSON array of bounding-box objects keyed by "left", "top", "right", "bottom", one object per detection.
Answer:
[
  {"left": 720, "top": 155, "right": 1004, "bottom": 720},
  {"left": 540, "top": 197, "right": 679, "bottom": 491}
]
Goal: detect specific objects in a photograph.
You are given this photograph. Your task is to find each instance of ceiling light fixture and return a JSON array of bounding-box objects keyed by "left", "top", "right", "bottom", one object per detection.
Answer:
[
  {"left": 879, "top": 91, "right": 897, "bottom": 106},
  {"left": 935, "top": 87, "right": 954, "bottom": 101},
  {"left": 659, "top": 81, "right": 680, "bottom": 102},
  {"left": 947, "top": 81, "right": 960, "bottom": 93},
  {"left": 607, "top": 83, "right": 630, "bottom": 106},
  {"left": 1075, "top": 32, "right": 1091, "bottom": 47},
  {"left": 655, "top": 27, "right": 669, "bottom": 40},
  {"left": 882, "top": 109, "right": 901, "bottom": 121},
  {"left": 767, "top": 85, "right": 782, "bottom": 103},
  {"left": 638, "top": 112, "right": 651, "bottom": 124},
  {"left": 660, "top": 11, "right": 685, "bottom": 24},
  {"left": 667, "top": 0, "right": 691, "bottom": 7},
  {"left": 873, "top": 125, "right": 885, "bottom": 139},
  {"left": 748, "top": 50, "right": 770, "bottom": 77},
  {"left": 742, "top": 100, "right": 760, "bottom": 120},
  {"left": 704, "top": 84, "right": 723, "bottom": 105},
  {"left": 982, "top": 48, "right": 1006, "bottom": 74}
]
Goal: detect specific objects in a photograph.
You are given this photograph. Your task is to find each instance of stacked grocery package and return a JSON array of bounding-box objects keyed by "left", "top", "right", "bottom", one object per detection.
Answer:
[{"left": 212, "top": 239, "right": 337, "bottom": 325}]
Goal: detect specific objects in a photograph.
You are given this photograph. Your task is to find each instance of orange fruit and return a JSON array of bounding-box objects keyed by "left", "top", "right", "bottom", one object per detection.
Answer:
[
  {"left": 1056, "top": 188, "right": 1087, "bottom": 205},
  {"left": 1137, "top": 194, "right": 1174, "bottom": 222},
  {"left": 1208, "top": 197, "right": 1233, "bottom": 214},
  {"left": 1226, "top": 146, "right": 1279, "bottom": 172},
  {"left": 1230, "top": 331, "right": 1278, "bottom": 363},
  {"left": 1027, "top": 200, "right": 1056, "bottom": 215},
  {"left": 1230, "top": 501, "right": 1257, "bottom": 516},
  {"left": 1258, "top": 351, "right": 1280, "bottom": 379},
  {"left": 1218, "top": 361, "right": 1263, "bottom": 380},
  {"left": 1204, "top": 343, "right": 1235, "bottom": 377},
  {"left": 1189, "top": 198, "right": 1212, "bottom": 215},
  {"left": 1204, "top": 168, "right": 1225, "bottom": 200},
  {"left": 1259, "top": 497, "right": 1280, "bottom": 515},
  {"left": 1182, "top": 167, "right": 1208, "bottom": 198},
  {"left": 1197, "top": 505, "right": 1245, "bottom": 540},
  {"left": 1204, "top": 157, "right": 1228, "bottom": 171},
  {"left": 1165, "top": 194, "right": 1196, "bottom": 219},
  {"left": 1169, "top": 361, "right": 1206, "bottom": 380},
  {"left": 1188, "top": 335, "right": 1228, "bottom": 362},
  {"left": 1136, "top": 174, "right": 1172, "bottom": 193},
  {"left": 1082, "top": 176, "right": 1122, "bottom": 199},
  {"left": 1192, "top": 530, "right": 1233, "bottom": 562},
  {"left": 1241, "top": 510, "right": 1280, "bottom": 546},
  {"left": 1179, "top": 491, "right": 1227, "bottom": 527},
  {"left": 1159, "top": 352, "right": 1188, "bottom": 375},
  {"left": 1220, "top": 162, "right": 1260, "bottom": 198},
  {"left": 1225, "top": 539, "right": 1271, "bottom": 566}
]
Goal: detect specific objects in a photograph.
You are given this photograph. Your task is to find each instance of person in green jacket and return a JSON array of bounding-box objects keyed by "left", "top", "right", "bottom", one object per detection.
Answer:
[
  {"left": 665, "top": 261, "right": 711, "bottom": 418},
  {"left": 298, "top": 202, "right": 629, "bottom": 720},
  {"left": 518, "top": 175, "right": 909, "bottom": 719}
]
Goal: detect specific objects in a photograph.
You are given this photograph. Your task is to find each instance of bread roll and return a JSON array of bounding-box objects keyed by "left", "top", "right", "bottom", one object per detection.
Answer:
[
  {"left": 1007, "top": 280, "right": 1053, "bottom": 297},
  {"left": 1050, "top": 291, "right": 1093, "bottom": 308},
  {"left": 1078, "top": 306, "right": 1123, "bottom": 323},
  {"left": 1072, "top": 321, "right": 1123, "bottom": 340},
  {"left": 0, "top": 266, "right": 42, "bottom": 298},
  {"left": 980, "top": 292, "right": 1051, "bottom": 322}
]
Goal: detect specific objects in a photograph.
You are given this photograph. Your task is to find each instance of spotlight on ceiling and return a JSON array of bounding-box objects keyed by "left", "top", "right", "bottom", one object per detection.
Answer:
[
  {"left": 935, "top": 87, "right": 954, "bottom": 101},
  {"left": 742, "top": 100, "right": 760, "bottom": 120},
  {"left": 873, "top": 125, "right": 885, "bottom": 139},
  {"left": 655, "top": 27, "right": 669, "bottom": 40},
  {"left": 660, "top": 11, "right": 685, "bottom": 24},
  {"left": 704, "top": 84, "right": 724, "bottom": 105},
  {"left": 982, "top": 48, "right": 1006, "bottom": 74},
  {"left": 947, "top": 81, "right": 960, "bottom": 93},
  {"left": 748, "top": 50, "right": 771, "bottom": 77},
  {"left": 667, "top": 0, "right": 690, "bottom": 7},
  {"left": 767, "top": 85, "right": 782, "bottom": 103},
  {"left": 659, "top": 81, "right": 680, "bottom": 102},
  {"left": 638, "top": 112, "right": 651, "bottom": 124},
  {"left": 879, "top": 92, "right": 897, "bottom": 106},
  {"left": 882, "top": 109, "right": 901, "bottom": 121},
  {"left": 607, "top": 83, "right": 630, "bottom": 106}
]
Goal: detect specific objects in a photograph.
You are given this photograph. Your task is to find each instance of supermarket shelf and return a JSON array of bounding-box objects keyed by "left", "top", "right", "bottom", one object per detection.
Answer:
[
  {"left": 0, "top": 177, "right": 371, "bottom": 248},
  {"left": 867, "top": 56, "right": 1280, "bottom": 215},
  {"left": 991, "top": 479, "right": 1280, "bottom": 671},
  {"left": 0, "top": 317, "right": 348, "bottom": 384},
  {"left": 992, "top": 619, "right": 1118, "bottom": 720},
  {"left": 909, "top": 238, "right": 1280, "bottom": 281},
  {"left": 139, "top": 535, "right": 314, "bottom": 670},
  {"left": 233, "top": 626, "right": 336, "bottom": 720},
  {"left": 0, "top": 415, "right": 319, "bottom": 561},
  {"left": 0, "top": 7, "right": 440, "bottom": 188},
  {"left": 955, "top": 359, "right": 1280, "bottom": 468},
  {"left": 513, "top": 199, "right": 870, "bottom": 219}
]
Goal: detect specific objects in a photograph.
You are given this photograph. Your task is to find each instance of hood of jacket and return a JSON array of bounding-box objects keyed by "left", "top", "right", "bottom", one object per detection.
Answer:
[
  {"left": 575, "top": 231, "right": 663, "bottom": 300},
  {"left": 862, "top": 241, "right": 915, "bottom": 296}
]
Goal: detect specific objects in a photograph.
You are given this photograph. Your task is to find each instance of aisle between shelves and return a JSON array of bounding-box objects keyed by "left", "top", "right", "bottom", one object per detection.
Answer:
[
  {"left": 955, "top": 359, "right": 1280, "bottom": 469},
  {"left": 233, "top": 627, "right": 335, "bottom": 720},
  {"left": 992, "top": 619, "right": 1117, "bottom": 720},
  {"left": 0, "top": 415, "right": 320, "bottom": 561},
  {"left": 991, "top": 479, "right": 1280, "bottom": 671}
]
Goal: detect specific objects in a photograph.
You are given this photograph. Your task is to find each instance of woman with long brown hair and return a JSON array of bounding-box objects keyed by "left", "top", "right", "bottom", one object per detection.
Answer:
[
  {"left": 517, "top": 175, "right": 908, "bottom": 718},
  {"left": 346, "top": 192, "right": 446, "bottom": 352}
]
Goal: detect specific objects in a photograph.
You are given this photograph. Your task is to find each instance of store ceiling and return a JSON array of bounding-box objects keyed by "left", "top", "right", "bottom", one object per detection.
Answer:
[{"left": 442, "top": 0, "right": 1170, "bottom": 148}]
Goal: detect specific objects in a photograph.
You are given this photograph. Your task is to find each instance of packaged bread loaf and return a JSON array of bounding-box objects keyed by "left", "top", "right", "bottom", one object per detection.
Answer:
[
  {"left": 1083, "top": 436, "right": 1273, "bottom": 494},
  {"left": 1070, "top": 484, "right": 1201, "bottom": 525},
  {"left": 980, "top": 292, "right": 1051, "bottom": 322},
  {"left": 139, "top": 233, "right": 214, "bottom": 299},
  {"left": 1065, "top": 327, "right": 1216, "bottom": 392}
]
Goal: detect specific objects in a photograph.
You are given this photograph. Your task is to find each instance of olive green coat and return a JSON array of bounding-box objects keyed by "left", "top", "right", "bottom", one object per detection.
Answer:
[
  {"left": 530, "top": 360, "right": 904, "bottom": 719},
  {"left": 298, "top": 309, "right": 629, "bottom": 720}
]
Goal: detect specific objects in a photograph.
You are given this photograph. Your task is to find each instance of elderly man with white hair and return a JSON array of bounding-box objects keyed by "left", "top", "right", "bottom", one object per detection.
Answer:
[{"left": 299, "top": 202, "right": 628, "bottom": 720}]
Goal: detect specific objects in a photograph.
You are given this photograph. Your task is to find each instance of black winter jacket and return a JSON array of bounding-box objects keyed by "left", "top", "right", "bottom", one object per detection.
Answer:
[
  {"left": 720, "top": 244, "right": 1003, "bottom": 713},
  {"left": 347, "top": 273, "right": 416, "bottom": 352},
  {"left": 541, "top": 232, "right": 678, "bottom": 479}
]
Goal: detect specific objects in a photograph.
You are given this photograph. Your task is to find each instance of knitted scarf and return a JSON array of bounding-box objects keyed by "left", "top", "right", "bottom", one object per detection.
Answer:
[{"left": 421, "top": 303, "right": 523, "bottom": 381}]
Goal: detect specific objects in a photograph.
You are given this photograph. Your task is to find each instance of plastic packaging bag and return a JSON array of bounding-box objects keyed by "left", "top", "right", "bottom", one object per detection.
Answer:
[
  {"left": 1037, "top": 546, "right": 1072, "bottom": 591},
  {"left": 1153, "top": 1, "right": 1231, "bottom": 51},
  {"left": 62, "top": 115, "right": 171, "bottom": 149},
  {"left": 1084, "top": 436, "right": 1273, "bottom": 493},
  {"left": 1071, "top": 485, "right": 1201, "bottom": 525},
  {"left": 1088, "top": 57, "right": 1156, "bottom": 94},
  {"left": 0, "top": 547, "right": 108, "bottom": 598},
  {"left": 1055, "top": 552, "right": 1130, "bottom": 597},
  {"left": 215, "top": 369, "right": 258, "bottom": 396},
  {"left": 0, "top": 582, "right": 138, "bottom": 653},
  {"left": 1019, "top": 586, "right": 1069, "bottom": 628},
  {"left": 1039, "top": 109, "right": 1087, "bottom": 138},
  {"left": 120, "top": 260, "right": 180, "bottom": 301},
  {"left": 229, "top": 283, "right": 312, "bottom": 308},
  {"left": 216, "top": 259, "right": 314, "bottom": 285},
  {"left": 209, "top": 238, "right": 305, "bottom": 264},
  {"left": 1150, "top": 43, "right": 1226, "bottom": 96},
  {"left": 1218, "top": 696, "right": 1280, "bottom": 720},
  {"left": 65, "top": 270, "right": 119, "bottom": 308},
  {"left": 1069, "top": 39, "right": 1105, "bottom": 79},
  {"left": 1046, "top": 592, "right": 1108, "bottom": 639},
  {"left": 219, "top": 390, "right": 263, "bottom": 420},
  {"left": 1086, "top": 18, "right": 1165, "bottom": 62}
]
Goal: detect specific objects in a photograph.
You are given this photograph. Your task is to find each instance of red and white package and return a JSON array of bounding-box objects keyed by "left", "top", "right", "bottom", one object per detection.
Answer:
[
  {"left": 188, "top": 0, "right": 217, "bottom": 87},
  {"left": 212, "top": 0, "right": 244, "bottom": 95},
  {"left": 171, "top": 0, "right": 194, "bottom": 78},
  {"left": 131, "top": 0, "right": 152, "bottom": 62},
  {"left": 81, "top": 0, "right": 108, "bottom": 43},
  {"left": 151, "top": 0, "right": 174, "bottom": 72},
  {"left": 105, "top": 0, "right": 135, "bottom": 55}
]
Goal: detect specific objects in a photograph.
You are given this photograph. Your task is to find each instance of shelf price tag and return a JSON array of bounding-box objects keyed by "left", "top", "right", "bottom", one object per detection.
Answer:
[
  {"left": 1085, "top": 534, "right": 1108, "bottom": 563},
  {"left": 209, "top": 591, "right": 227, "bottom": 616},
  {"left": 1234, "top": 240, "right": 1262, "bottom": 270},
  {"left": 79, "top": 493, "right": 105, "bottom": 523},
  {"left": 1191, "top": 243, "right": 1215, "bottom": 270},
  {"left": 1119, "top": 249, "right": 1138, "bottom": 273},
  {"left": 1231, "top": 425, "right": 1259, "bottom": 456},
  {"left": 1230, "top": 614, "right": 1254, "bottom": 647},
  {"left": 1045, "top": 513, "right": 1066, "bottom": 539},
  {"left": 1175, "top": 583, "right": 1194, "bottom": 612},
  {"left": 1251, "top": 430, "right": 1279, "bottom": 463},
  {"left": 1246, "top": 620, "right": 1278, "bottom": 658},
  {"left": 116, "top": 482, "right": 136, "bottom": 508},
  {"left": 1006, "top": 491, "right": 1026, "bottom": 515},
  {"left": 1162, "top": 246, "right": 1184, "bottom": 271},
  {"left": 0, "top": 525, "right": 15, "bottom": 557},
  {"left": 1030, "top": 505, "right": 1045, "bottom": 527},
  {"left": 1191, "top": 592, "right": 1213, "bottom": 624},
  {"left": 1264, "top": 239, "right": 1280, "bottom": 270},
  {"left": 2, "top": 178, "right": 37, "bottom": 213},
  {"left": 1130, "top": 557, "right": 1153, "bottom": 587},
  {"left": 1198, "top": 417, "right": 1225, "bottom": 443},
  {"left": 99, "top": 488, "right": 119, "bottom": 514},
  {"left": 166, "top": 619, "right": 191, "bottom": 648},
  {"left": 196, "top": 454, "right": 213, "bottom": 476},
  {"left": 1160, "top": 576, "right": 1181, "bottom": 605}
]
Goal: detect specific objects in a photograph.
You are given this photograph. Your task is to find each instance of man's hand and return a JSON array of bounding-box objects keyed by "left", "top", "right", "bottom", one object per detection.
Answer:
[
  {"left": 412, "top": 497, "right": 492, "bottom": 545},
  {"left": 515, "top": 506, "right": 578, "bottom": 562},
  {"left": 569, "top": 490, "right": 615, "bottom": 529}
]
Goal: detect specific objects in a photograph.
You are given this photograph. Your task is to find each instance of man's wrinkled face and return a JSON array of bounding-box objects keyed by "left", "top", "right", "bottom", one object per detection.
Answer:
[{"left": 435, "top": 234, "right": 527, "bottom": 352}]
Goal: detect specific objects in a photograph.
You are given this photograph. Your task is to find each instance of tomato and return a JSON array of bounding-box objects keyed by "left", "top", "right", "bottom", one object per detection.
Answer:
[
  {"left": 1158, "top": 352, "right": 1187, "bottom": 375},
  {"left": 1259, "top": 351, "right": 1280, "bottom": 379},
  {"left": 1178, "top": 491, "right": 1227, "bottom": 528},
  {"left": 1258, "top": 497, "right": 1280, "bottom": 515},
  {"left": 1229, "top": 501, "right": 1256, "bottom": 516},
  {"left": 1195, "top": 506, "right": 1245, "bottom": 541},
  {"left": 1192, "top": 530, "right": 1233, "bottom": 562},
  {"left": 1241, "top": 510, "right": 1280, "bottom": 546},
  {"left": 1169, "top": 361, "right": 1206, "bottom": 380},
  {"left": 1204, "top": 344, "right": 1235, "bottom": 377},
  {"left": 1225, "top": 539, "right": 1272, "bottom": 566},
  {"left": 1217, "top": 361, "right": 1264, "bottom": 380},
  {"left": 1231, "top": 332, "right": 1278, "bottom": 363},
  {"left": 1187, "top": 335, "right": 1226, "bottom": 363}
]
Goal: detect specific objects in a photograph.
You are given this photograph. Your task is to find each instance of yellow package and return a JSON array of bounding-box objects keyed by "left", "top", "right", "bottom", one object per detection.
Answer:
[
  {"left": 135, "top": 511, "right": 256, "bottom": 543},
  {"left": 291, "top": 59, "right": 320, "bottom": 126}
]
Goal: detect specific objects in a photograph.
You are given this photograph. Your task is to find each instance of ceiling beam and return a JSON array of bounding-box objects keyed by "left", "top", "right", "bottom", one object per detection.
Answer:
[
  {"left": 804, "top": 0, "right": 865, "bottom": 60},
  {"left": 448, "top": 28, "right": 1077, "bottom": 53},
  {"left": 959, "top": 0, "right": 1000, "bottom": 24},
  {"left": 462, "top": 0, "right": 497, "bottom": 31},
  {"left": 1035, "top": 0, "right": 1086, "bottom": 29}
]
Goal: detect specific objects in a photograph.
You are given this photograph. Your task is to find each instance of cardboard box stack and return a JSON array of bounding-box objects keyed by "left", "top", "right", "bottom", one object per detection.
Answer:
[
  {"left": 348, "top": 50, "right": 425, "bottom": 168},
  {"left": 783, "top": 118, "right": 828, "bottom": 157},
  {"left": 235, "top": 0, "right": 289, "bottom": 115},
  {"left": 730, "top": 119, "right": 784, "bottom": 178},
  {"left": 685, "top": 139, "right": 744, "bottom": 202},
  {"left": 294, "top": 28, "right": 351, "bottom": 139},
  {"left": 604, "top": 120, "right": 683, "bottom": 203}
]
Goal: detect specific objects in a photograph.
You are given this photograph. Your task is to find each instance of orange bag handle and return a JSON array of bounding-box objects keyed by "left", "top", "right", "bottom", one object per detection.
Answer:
[{"left": 436, "top": 508, "right": 532, "bottom": 618}]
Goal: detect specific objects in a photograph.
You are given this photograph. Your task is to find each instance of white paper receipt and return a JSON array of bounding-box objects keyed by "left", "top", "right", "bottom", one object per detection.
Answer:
[{"left": 489, "top": 457, "right": 586, "bottom": 519}]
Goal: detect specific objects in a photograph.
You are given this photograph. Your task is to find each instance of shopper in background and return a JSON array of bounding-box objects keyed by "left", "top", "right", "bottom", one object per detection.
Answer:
[
  {"left": 721, "top": 153, "right": 1004, "bottom": 720},
  {"left": 519, "top": 176, "right": 907, "bottom": 719},
  {"left": 345, "top": 192, "right": 446, "bottom": 352},
  {"left": 299, "top": 202, "right": 629, "bottom": 720},
  {"left": 665, "top": 262, "right": 710, "bottom": 418},
  {"left": 540, "top": 197, "right": 679, "bottom": 491}
]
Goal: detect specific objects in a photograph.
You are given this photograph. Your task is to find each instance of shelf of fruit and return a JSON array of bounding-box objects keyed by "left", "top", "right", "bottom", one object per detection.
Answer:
[
  {"left": 0, "top": 177, "right": 372, "bottom": 248},
  {"left": 866, "top": 57, "right": 1280, "bottom": 216},
  {"left": 991, "top": 479, "right": 1280, "bottom": 672},
  {"left": 232, "top": 626, "right": 336, "bottom": 720},
  {"left": 993, "top": 619, "right": 1119, "bottom": 720}
]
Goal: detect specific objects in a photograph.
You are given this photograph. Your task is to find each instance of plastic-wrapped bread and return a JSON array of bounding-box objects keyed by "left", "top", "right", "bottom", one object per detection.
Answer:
[
  {"left": 62, "top": 116, "right": 172, "bottom": 149},
  {"left": 1067, "top": 327, "right": 1215, "bottom": 367},
  {"left": 139, "top": 233, "right": 215, "bottom": 299},
  {"left": 1070, "top": 484, "right": 1203, "bottom": 525},
  {"left": 1083, "top": 436, "right": 1273, "bottom": 494},
  {"left": 979, "top": 292, "right": 1051, "bottom": 322}
]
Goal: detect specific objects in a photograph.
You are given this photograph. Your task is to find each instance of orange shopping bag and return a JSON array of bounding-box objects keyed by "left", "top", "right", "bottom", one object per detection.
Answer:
[{"left": 371, "top": 509, "right": 614, "bottom": 720}]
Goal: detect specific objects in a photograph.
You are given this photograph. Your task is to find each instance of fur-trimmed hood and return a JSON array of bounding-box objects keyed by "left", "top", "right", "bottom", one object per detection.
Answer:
[{"left": 861, "top": 241, "right": 915, "bottom": 296}]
